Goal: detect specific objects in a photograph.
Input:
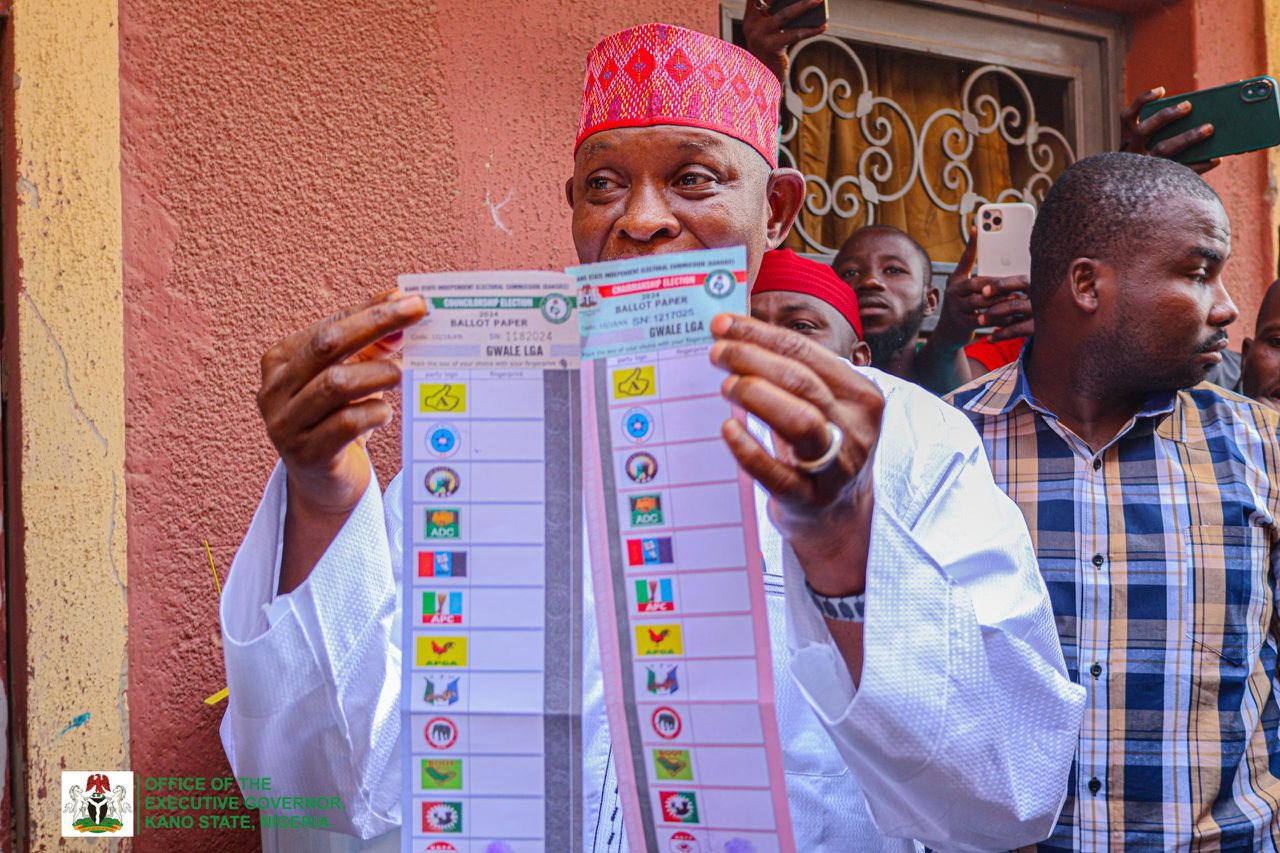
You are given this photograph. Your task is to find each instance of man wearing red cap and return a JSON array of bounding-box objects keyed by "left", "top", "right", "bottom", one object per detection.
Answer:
[
  {"left": 751, "top": 248, "right": 870, "bottom": 362},
  {"left": 221, "top": 22, "right": 1082, "bottom": 853}
]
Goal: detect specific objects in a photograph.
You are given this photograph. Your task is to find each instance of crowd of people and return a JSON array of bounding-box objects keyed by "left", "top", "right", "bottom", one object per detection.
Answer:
[{"left": 218, "top": 8, "right": 1280, "bottom": 853}]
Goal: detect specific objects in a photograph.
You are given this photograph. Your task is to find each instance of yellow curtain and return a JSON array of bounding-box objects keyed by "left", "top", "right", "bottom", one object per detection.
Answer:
[{"left": 783, "top": 42, "right": 1014, "bottom": 264}]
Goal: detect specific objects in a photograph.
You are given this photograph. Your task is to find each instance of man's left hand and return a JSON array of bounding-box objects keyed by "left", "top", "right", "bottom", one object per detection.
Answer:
[{"left": 710, "top": 313, "right": 881, "bottom": 596}]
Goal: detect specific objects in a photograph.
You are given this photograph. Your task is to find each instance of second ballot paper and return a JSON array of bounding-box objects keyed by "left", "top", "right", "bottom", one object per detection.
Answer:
[{"left": 573, "top": 246, "right": 795, "bottom": 853}]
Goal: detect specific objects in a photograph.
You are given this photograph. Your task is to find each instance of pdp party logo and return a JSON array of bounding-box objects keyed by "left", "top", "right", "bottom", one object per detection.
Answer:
[{"left": 62, "top": 771, "right": 134, "bottom": 836}]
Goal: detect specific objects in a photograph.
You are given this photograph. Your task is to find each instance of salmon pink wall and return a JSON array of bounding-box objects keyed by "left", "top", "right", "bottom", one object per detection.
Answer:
[
  {"left": 1127, "top": 0, "right": 1274, "bottom": 343},
  {"left": 118, "top": 2, "right": 717, "bottom": 850}
]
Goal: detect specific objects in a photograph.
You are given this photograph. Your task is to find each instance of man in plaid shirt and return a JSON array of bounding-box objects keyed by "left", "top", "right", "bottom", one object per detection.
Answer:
[{"left": 950, "top": 152, "right": 1280, "bottom": 850}]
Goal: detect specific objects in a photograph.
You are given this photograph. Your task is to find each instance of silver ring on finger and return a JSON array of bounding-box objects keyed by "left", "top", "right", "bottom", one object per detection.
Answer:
[
  {"left": 794, "top": 422, "right": 844, "bottom": 475},
  {"left": 754, "top": 0, "right": 770, "bottom": 10}
]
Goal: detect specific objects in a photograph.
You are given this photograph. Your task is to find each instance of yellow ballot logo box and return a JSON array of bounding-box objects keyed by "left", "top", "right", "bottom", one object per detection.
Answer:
[
  {"left": 635, "top": 623, "right": 683, "bottom": 656},
  {"left": 612, "top": 365, "right": 655, "bottom": 399},
  {"left": 419, "top": 383, "right": 467, "bottom": 414},
  {"left": 415, "top": 635, "right": 469, "bottom": 667}
]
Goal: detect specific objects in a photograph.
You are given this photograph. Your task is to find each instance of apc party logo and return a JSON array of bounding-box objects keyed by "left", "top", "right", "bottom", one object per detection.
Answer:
[{"left": 62, "top": 771, "right": 134, "bottom": 836}]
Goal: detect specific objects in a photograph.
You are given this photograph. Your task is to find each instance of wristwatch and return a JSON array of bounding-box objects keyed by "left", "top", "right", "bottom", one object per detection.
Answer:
[{"left": 805, "top": 579, "right": 866, "bottom": 623}]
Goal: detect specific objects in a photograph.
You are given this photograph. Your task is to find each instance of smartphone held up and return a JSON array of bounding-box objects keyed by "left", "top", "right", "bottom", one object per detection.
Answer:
[
  {"left": 1138, "top": 76, "right": 1280, "bottom": 166},
  {"left": 770, "top": 0, "right": 829, "bottom": 30},
  {"left": 975, "top": 202, "right": 1035, "bottom": 279}
]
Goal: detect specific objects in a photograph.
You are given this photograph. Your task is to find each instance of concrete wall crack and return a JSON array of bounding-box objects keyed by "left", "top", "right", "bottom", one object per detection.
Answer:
[{"left": 20, "top": 290, "right": 108, "bottom": 452}]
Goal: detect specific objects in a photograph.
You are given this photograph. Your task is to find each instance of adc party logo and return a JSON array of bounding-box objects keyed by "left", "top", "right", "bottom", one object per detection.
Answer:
[{"left": 62, "top": 771, "right": 134, "bottom": 836}]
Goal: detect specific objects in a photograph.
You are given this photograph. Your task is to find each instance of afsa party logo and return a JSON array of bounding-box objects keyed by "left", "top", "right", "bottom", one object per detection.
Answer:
[{"left": 62, "top": 771, "right": 134, "bottom": 836}]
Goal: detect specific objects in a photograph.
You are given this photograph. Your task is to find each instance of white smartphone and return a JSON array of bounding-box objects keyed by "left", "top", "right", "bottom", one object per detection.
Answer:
[{"left": 975, "top": 202, "right": 1035, "bottom": 278}]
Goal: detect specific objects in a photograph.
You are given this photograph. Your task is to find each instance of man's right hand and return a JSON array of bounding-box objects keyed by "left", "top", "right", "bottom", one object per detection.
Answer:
[
  {"left": 1120, "top": 87, "right": 1220, "bottom": 174},
  {"left": 742, "top": 0, "right": 827, "bottom": 84},
  {"left": 258, "top": 290, "right": 427, "bottom": 592}
]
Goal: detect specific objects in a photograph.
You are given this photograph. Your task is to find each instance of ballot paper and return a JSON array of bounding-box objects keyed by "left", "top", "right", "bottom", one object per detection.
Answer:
[
  {"left": 573, "top": 248, "right": 796, "bottom": 853},
  {"left": 399, "top": 272, "right": 582, "bottom": 853}
]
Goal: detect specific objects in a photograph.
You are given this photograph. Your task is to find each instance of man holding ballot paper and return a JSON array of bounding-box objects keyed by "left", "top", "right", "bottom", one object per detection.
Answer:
[{"left": 220, "top": 22, "right": 1083, "bottom": 853}]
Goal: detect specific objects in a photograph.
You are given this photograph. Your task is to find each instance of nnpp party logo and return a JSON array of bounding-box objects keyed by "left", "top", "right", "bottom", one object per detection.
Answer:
[{"left": 62, "top": 771, "right": 134, "bottom": 836}]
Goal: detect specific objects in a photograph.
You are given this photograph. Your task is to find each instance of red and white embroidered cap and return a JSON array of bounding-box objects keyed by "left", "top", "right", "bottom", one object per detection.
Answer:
[{"left": 576, "top": 22, "right": 782, "bottom": 168}]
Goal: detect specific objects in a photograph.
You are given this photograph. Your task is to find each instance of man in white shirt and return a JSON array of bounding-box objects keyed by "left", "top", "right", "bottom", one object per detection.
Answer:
[{"left": 221, "top": 22, "right": 1084, "bottom": 853}]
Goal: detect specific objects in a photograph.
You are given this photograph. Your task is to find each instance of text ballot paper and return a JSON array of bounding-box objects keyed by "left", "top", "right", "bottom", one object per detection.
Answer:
[
  {"left": 398, "top": 272, "right": 583, "bottom": 853},
  {"left": 573, "top": 247, "right": 795, "bottom": 853}
]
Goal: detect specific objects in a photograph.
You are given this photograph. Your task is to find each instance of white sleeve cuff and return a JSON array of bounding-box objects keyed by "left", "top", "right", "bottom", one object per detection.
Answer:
[
  {"left": 220, "top": 462, "right": 395, "bottom": 716},
  {"left": 788, "top": 640, "right": 857, "bottom": 725}
]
